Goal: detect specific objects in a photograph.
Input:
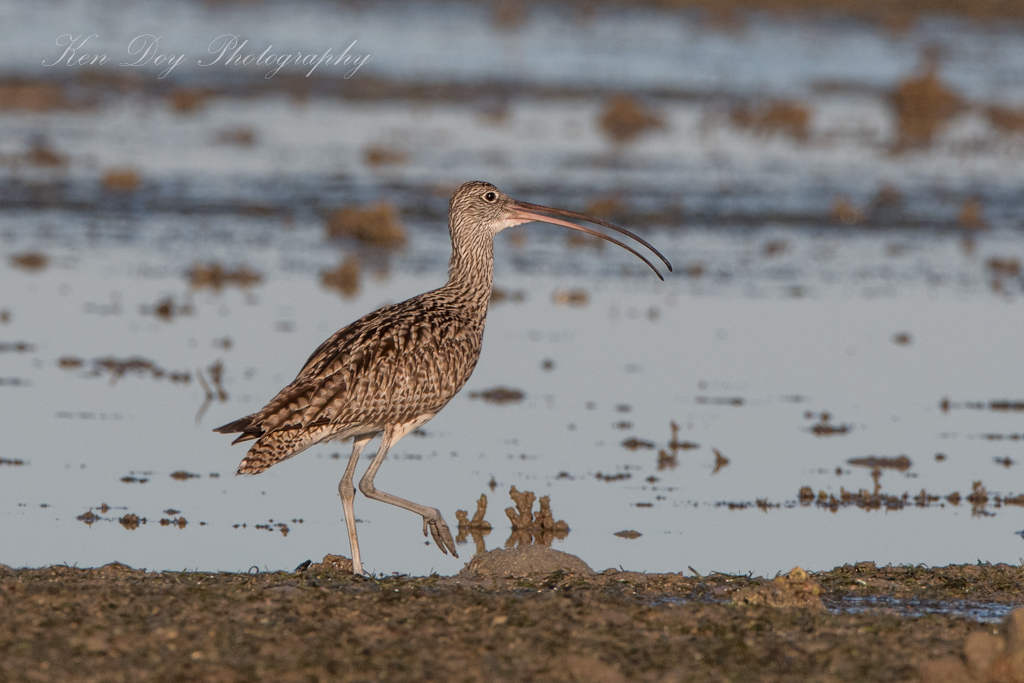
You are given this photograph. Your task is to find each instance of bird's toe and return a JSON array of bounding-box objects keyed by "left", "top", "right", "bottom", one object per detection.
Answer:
[
  {"left": 435, "top": 517, "right": 458, "bottom": 558},
  {"left": 427, "top": 522, "right": 448, "bottom": 555},
  {"left": 423, "top": 512, "right": 458, "bottom": 558}
]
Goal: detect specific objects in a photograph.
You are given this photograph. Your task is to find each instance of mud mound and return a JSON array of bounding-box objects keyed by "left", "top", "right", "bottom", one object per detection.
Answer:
[
  {"left": 306, "top": 554, "right": 354, "bottom": 574},
  {"left": 732, "top": 566, "right": 824, "bottom": 609},
  {"left": 458, "top": 546, "right": 593, "bottom": 578}
]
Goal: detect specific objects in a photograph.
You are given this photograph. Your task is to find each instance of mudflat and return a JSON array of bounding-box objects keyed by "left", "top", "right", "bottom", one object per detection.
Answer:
[{"left": 2, "top": 551, "right": 1020, "bottom": 682}]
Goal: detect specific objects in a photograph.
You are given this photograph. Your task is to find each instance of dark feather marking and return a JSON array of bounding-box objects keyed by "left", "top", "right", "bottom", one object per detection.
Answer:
[{"left": 214, "top": 416, "right": 253, "bottom": 434}]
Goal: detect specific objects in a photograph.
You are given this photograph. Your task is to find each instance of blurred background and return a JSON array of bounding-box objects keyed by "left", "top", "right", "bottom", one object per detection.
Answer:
[{"left": 0, "top": 0, "right": 1022, "bottom": 576}]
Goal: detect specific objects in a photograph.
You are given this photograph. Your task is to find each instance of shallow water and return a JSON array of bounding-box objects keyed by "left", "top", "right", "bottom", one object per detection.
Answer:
[
  {"left": 831, "top": 596, "right": 1014, "bottom": 624},
  {"left": 2, "top": 212, "right": 1023, "bottom": 577},
  {"left": 2, "top": 0, "right": 1024, "bottom": 582}
]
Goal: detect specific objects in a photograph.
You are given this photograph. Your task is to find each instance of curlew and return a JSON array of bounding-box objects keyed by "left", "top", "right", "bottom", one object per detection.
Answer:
[{"left": 215, "top": 181, "right": 671, "bottom": 574}]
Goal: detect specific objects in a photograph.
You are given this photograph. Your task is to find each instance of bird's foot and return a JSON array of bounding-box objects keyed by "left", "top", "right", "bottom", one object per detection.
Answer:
[{"left": 421, "top": 511, "right": 459, "bottom": 558}]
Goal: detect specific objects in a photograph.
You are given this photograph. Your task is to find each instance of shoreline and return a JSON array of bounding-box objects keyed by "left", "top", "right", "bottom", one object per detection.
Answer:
[{"left": 2, "top": 557, "right": 1020, "bottom": 681}]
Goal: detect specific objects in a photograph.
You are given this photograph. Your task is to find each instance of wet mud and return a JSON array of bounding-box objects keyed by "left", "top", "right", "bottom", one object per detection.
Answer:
[{"left": 2, "top": 558, "right": 1023, "bottom": 682}]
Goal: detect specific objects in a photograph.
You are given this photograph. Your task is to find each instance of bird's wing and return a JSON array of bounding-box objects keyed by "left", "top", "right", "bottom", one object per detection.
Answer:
[{"left": 218, "top": 294, "right": 483, "bottom": 450}]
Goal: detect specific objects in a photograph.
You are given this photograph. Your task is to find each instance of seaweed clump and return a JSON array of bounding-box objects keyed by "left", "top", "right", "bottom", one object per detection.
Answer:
[
  {"left": 598, "top": 95, "right": 665, "bottom": 144},
  {"left": 504, "top": 486, "right": 569, "bottom": 548},
  {"left": 325, "top": 202, "right": 407, "bottom": 248},
  {"left": 456, "top": 494, "right": 493, "bottom": 555}
]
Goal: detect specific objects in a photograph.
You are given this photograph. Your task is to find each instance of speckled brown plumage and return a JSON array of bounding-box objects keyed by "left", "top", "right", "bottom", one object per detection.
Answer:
[
  {"left": 220, "top": 289, "right": 488, "bottom": 474},
  {"left": 216, "top": 180, "right": 670, "bottom": 574}
]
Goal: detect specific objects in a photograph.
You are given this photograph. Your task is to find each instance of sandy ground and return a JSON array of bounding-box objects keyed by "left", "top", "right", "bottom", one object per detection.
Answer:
[{"left": 2, "top": 547, "right": 1023, "bottom": 682}]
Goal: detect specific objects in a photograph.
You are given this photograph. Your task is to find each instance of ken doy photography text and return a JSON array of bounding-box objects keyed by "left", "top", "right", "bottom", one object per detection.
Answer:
[{"left": 43, "top": 33, "right": 371, "bottom": 79}]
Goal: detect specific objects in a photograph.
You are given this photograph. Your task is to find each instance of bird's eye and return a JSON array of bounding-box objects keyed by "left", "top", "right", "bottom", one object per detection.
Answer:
[{"left": 483, "top": 191, "right": 497, "bottom": 203}]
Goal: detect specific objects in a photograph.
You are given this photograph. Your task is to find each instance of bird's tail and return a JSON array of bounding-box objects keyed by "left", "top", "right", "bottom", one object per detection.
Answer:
[
  {"left": 214, "top": 415, "right": 264, "bottom": 445},
  {"left": 235, "top": 426, "right": 333, "bottom": 475},
  {"left": 213, "top": 416, "right": 251, "bottom": 433}
]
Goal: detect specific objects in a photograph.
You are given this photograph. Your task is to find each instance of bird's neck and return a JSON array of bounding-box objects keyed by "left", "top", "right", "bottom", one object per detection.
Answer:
[{"left": 444, "top": 226, "right": 494, "bottom": 308}]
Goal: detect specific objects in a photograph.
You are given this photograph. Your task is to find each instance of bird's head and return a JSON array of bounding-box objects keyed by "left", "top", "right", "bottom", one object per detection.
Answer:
[
  {"left": 449, "top": 180, "right": 672, "bottom": 280},
  {"left": 449, "top": 181, "right": 520, "bottom": 234}
]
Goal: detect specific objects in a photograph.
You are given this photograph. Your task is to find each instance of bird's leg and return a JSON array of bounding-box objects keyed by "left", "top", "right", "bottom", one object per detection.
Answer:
[
  {"left": 358, "top": 423, "right": 459, "bottom": 558},
  {"left": 339, "top": 434, "right": 373, "bottom": 575}
]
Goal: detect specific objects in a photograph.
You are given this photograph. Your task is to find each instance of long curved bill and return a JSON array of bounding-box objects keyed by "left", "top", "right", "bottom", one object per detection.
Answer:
[{"left": 509, "top": 200, "right": 673, "bottom": 281}]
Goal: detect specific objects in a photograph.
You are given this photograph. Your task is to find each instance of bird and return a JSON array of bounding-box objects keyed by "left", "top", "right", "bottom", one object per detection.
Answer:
[{"left": 215, "top": 181, "right": 672, "bottom": 575}]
